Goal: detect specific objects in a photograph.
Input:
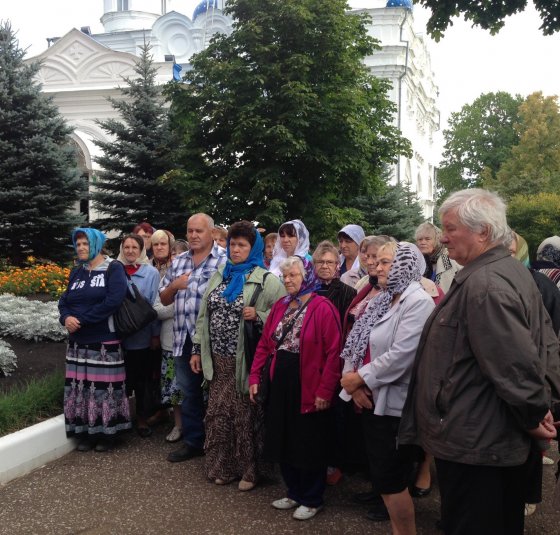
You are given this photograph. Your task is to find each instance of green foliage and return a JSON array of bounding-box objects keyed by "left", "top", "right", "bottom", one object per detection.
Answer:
[
  {"left": 0, "top": 21, "right": 84, "bottom": 264},
  {"left": 353, "top": 181, "right": 424, "bottom": 241},
  {"left": 165, "top": 0, "right": 411, "bottom": 238},
  {"left": 487, "top": 92, "right": 560, "bottom": 199},
  {"left": 92, "top": 44, "right": 185, "bottom": 237},
  {"left": 0, "top": 371, "right": 63, "bottom": 436},
  {"left": 507, "top": 192, "right": 560, "bottom": 258},
  {"left": 437, "top": 92, "right": 522, "bottom": 201},
  {"left": 417, "top": 0, "right": 560, "bottom": 40}
]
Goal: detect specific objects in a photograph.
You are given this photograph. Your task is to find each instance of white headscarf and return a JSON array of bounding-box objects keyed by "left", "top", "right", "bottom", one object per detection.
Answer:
[{"left": 269, "top": 219, "right": 310, "bottom": 277}]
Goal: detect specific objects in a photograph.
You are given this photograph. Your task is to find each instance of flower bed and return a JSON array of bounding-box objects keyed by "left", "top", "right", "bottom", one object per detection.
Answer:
[{"left": 0, "top": 259, "right": 70, "bottom": 298}]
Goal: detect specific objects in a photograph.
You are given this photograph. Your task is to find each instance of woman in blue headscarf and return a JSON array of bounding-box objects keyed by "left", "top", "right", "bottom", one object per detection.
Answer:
[
  {"left": 58, "top": 228, "right": 131, "bottom": 452},
  {"left": 190, "top": 221, "right": 286, "bottom": 490}
]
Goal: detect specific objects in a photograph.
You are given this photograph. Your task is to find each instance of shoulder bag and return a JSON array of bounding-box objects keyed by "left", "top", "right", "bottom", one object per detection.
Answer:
[{"left": 244, "top": 272, "right": 270, "bottom": 372}]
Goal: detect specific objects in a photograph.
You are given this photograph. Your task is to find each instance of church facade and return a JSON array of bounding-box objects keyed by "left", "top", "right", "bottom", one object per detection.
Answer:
[{"left": 28, "top": 0, "right": 439, "bottom": 221}]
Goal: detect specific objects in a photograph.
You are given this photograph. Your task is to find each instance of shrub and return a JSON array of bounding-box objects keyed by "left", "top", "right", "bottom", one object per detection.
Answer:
[
  {"left": 0, "top": 339, "right": 17, "bottom": 377},
  {"left": 0, "top": 294, "right": 66, "bottom": 341},
  {"left": 0, "top": 259, "right": 70, "bottom": 298}
]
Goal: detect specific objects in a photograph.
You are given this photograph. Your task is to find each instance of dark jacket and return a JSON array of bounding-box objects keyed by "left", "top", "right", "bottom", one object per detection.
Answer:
[{"left": 400, "top": 246, "right": 558, "bottom": 467}]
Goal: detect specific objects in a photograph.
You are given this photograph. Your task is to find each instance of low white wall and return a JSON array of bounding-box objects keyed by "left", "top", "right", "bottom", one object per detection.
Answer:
[{"left": 0, "top": 414, "right": 76, "bottom": 485}]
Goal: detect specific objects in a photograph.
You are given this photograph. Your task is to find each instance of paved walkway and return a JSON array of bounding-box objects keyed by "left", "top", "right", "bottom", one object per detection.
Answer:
[{"left": 0, "top": 425, "right": 559, "bottom": 535}]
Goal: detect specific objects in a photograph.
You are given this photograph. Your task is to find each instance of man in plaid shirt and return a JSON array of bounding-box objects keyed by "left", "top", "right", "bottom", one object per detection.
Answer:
[{"left": 160, "top": 213, "right": 226, "bottom": 462}]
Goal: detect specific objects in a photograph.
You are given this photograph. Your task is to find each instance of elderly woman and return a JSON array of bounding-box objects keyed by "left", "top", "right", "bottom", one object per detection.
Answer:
[
  {"left": 340, "top": 236, "right": 371, "bottom": 290},
  {"left": 269, "top": 219, "right": 311, "bottom": 277},
  {"left": 533, "top": 236, "right": 560, "bottom": 288},
  {"left": 338, "top": 224, "right": 366, "bottom": 276},
  {"left": 400, "top": 189, "right": 558, "bottom": 535},
  {"left": 190, "top": 221, "right": 285, "bottom": 490},
  {"left": 340, "top": 242, "right": 434, "bottom": 535},
  {"left": 249, "top": 257, "right": 342, "bottom": 520},
  {"left": 59, "top": 228, "right": 131, "bottom": 452},
  {"left": 415, "top": 221, "right": 460, "bottom": 293},
  {"left": 118, "top": 234, "right": 161, "bottom": 438},
  {"left": 263, "top": 232, "right": 278, "bottom": 269},
  {"left": 152, "top": 231, "right": 186, "bottom": 442},
  {"left": 313, "top": 240, "right": 357, "bottom": 321}
]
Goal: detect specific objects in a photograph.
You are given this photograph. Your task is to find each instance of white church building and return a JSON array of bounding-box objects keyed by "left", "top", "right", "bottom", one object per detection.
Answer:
[{"left": 28, "top": 0, "right": 440, "bottom": 221}]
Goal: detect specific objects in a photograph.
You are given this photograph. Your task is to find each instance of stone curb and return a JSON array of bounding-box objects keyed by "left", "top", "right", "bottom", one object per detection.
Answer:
[{"left": 0, "top": 414, "right": 76, "bottom": 486}]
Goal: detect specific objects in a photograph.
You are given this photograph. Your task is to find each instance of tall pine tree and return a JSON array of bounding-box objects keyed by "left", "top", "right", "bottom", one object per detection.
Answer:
[
  {"left": 92, "top": 44, "right": 184, "bottom": 237},
  {"left": 0, "top": 21, "right": 84, "bottom": 263}
]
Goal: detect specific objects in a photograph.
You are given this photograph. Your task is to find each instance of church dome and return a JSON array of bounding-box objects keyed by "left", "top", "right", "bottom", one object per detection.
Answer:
[
  {"left": 193, "top": 0, "right": 220, "bottom": 21},
  {"left": 386, "top": 0, "right": 413, "bottom": 9}
]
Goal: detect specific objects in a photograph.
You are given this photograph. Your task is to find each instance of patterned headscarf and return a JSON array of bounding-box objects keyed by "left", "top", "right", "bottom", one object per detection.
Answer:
[
  {"left": 341, "top": 242, "right": 424, "bottom": 370},
  {"left": 513, "top": 232, "right": 530, "bottom": 267},
  {"left": 537, "top": 236, "right": 560, "bottom": 267},
  {"left": 282, "top": 256, "right": 320, "bottom": 304},
  {"left": 71, "top": 228, "right": 106, "bottom": 264},
  {"left": 269, "top": 219, "right": 310, "bottom": 276}
]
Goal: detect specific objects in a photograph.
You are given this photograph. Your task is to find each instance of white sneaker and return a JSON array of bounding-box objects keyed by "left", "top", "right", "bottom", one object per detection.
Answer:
[
  {"left": 272, "top": 497, "right": 299, "bottom": 510},
  {"left": 293, "top": 505, "right": 323, "bottom": 520},
  {"left": 165, "top": 426, "right": 183, "bottom": 443},
  {"left": 524, "top": 503, "right": 537, "bottom": 516},
  {"left": 542, "top": 456, "right": 554, "bottom": 465}
]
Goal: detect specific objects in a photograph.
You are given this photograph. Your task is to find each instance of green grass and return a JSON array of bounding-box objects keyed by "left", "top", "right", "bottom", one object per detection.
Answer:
[{"left": 0, "top": 372, "right": 64, "bottom": 437}]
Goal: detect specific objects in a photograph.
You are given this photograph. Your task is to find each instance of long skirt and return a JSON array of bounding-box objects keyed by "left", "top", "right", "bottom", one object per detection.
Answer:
[
  {"left": 64, "top": 341, "right": 132, "bottom": 438},
  {"left": 204, "top": 355, "right": 264, "bottom": 483},
  {"left": 263, "top": 350, "right": 329, "bottom": 471}
]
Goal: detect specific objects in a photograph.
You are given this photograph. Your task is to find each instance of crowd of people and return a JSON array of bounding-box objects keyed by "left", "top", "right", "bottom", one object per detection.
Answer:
[{"left": 58, "top": 188, "right": 560, "bottom": 534}]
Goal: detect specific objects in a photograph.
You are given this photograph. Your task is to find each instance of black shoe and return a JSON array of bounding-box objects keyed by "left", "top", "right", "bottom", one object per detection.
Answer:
[
  {"left": 410, "top": 485, "right": 432, "bottom": 498},
  {"left": 137, "top": 426, "right": 153, "bottom": 439},
  {"left": 94, "top": 438, "right": 115, "bottom": 452},
  {"left": 352, "top": 491, "right": 382, "bottom": 505},
  {"left": 366, "top": 503, "right": 390, "bottom": 522},
  {"left": 77, "top": 438, "right": 93, "bottom": 452},
  {"left": 167, "top": 444, "right": 204, "bottom": 463}
]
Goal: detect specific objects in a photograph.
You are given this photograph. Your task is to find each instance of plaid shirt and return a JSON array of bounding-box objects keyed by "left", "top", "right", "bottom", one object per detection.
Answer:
[{"left": 159, "top": 243, "right": 226, "bottom": 356}]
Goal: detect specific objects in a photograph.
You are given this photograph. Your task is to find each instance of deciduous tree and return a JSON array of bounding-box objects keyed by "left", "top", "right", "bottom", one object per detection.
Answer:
[{"left": 165, "top": 0, "right": 410, "bottom": 238}]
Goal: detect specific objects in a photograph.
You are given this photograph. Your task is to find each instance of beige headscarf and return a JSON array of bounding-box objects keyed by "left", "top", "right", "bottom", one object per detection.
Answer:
[{"left": 117, "top": 234, "right": 150, "bottom": 266}]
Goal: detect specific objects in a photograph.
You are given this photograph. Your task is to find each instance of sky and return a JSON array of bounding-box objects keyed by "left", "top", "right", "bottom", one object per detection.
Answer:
[{"left": 2, "top": 0, "right": 559, "bottom": 135}]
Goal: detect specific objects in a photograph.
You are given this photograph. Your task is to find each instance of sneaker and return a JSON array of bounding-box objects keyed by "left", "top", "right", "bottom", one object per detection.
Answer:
[
  {"left": 238, "top": 480, "right": 256, "bottom": 491},
  {"left": 524, "top": 503, "right": 537, "bottom": 516},
  {"left": 165, "top": 426, "right": 183, "bottom": 443},
  {"left": 293, "top": 505, "right": 323, "bottom": 520},
  {"left": 272, "top": 497, "right": 299, "bottom": 510},
  {"left": 543, "top": 456, "right": 554, "bottom": 465}
]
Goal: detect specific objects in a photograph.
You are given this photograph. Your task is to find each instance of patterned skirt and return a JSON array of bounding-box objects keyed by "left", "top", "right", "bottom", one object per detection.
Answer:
[
  {"left": 161, "top": 350, "right": 183, "bottom": 407},
  {"left": 64, "top": 341, "right": 132, "bottom": 438},
  {"left": 204, "top": 355, "right": 265, "bottom": 483}
]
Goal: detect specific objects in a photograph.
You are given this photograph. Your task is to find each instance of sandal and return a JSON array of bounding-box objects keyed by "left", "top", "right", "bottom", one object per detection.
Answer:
[{"left": 165, "top": 426, "right": 183, "bottom": 443}]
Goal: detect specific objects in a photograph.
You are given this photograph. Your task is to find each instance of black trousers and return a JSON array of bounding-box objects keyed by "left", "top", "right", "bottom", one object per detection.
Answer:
[{"left": 435, "top": 458, "right": 527, "bottom": 535}]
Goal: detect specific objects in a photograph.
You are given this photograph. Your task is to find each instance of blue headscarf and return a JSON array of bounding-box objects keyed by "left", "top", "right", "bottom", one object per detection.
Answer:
[
  {"left": 72, "top": 227, "right": 106, "bottom": 264},
  {"left": 282, "top": 256, "right": 321, "bottom": 304},
  {"left": 221, "top": 228, "right": 265, "bottom": 303}
]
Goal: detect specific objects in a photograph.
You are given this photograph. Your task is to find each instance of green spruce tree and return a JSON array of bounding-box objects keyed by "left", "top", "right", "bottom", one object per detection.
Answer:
[
  {"left": 166, "top": 0, "right": 411, "bottom": 238},
  {"left": 0, "top": 21, "right": 84, "bottom": 263},
  {"left": 92, "top": 44, "right": 184, "bottom": 236}
]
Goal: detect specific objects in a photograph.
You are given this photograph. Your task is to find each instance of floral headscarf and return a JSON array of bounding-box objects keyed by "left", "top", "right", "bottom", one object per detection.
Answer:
[
  {"left": 341, "top": 242, "right": 424, "bottom": 370},
  {"left": 269, "top": 219, "right": 310, "bottom": 276},
  {"left": 71, "top": 228, "right": 106, "bottom": 264},
  {"left": 282, "top": 256, "right": 320, "bottom": 304},
  {"left": 537, "top": 236, "right": 560, "bottom": 267}
]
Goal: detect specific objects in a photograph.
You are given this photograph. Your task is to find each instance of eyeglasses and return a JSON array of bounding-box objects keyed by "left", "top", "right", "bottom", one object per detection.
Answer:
[{"left": 316, "top": 260, "right": 337, "bottom": 266}]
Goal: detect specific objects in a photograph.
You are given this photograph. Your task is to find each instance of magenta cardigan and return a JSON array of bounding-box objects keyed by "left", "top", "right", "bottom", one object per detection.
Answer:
[{"left": 249, "top": 294, "right": 342, "bottom": 414}]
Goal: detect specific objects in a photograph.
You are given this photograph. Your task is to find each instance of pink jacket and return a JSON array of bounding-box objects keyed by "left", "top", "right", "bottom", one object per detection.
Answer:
[{"left": 249, "top": 294, "right": 342, "bottom": 414}]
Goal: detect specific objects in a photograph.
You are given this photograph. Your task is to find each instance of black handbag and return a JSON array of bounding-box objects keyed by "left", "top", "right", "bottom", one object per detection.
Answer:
[
  {"left": 244, "top": 272, "right": 270, "bottom": 372},
  {"left": 255, "top": 296, "right": 314, "bottom": 404},
  {"left": 109, "top": 261, "right": 158, "bottom": 338}
]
